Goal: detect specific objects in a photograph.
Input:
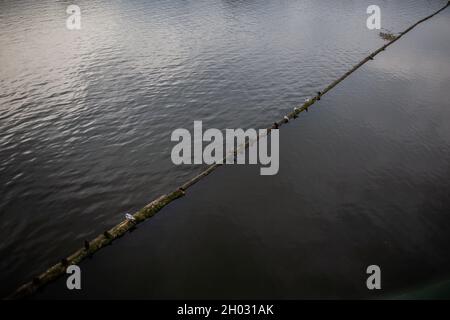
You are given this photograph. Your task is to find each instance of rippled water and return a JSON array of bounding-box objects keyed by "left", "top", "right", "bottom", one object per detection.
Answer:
[{"left": 1, "top": 0, "right": 449, "bottom": 297}]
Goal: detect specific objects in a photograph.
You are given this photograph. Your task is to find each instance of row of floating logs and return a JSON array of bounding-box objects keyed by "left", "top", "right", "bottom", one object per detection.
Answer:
[{"left": 6, "top": 0, "right": 450, "bottom": 300}]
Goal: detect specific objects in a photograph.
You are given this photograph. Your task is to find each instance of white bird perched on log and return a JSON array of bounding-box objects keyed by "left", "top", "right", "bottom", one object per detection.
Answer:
[
  {"left": 125, "top": 213, "right": 136, "bottom": 222},
  {"left": 305, "top": 98, "right": 311, "bottom": 103}
]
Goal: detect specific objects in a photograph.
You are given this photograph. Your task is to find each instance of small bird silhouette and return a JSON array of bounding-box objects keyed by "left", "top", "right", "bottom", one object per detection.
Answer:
[{"left": 125, "top": 213, "right": 136, "bottom": 222}]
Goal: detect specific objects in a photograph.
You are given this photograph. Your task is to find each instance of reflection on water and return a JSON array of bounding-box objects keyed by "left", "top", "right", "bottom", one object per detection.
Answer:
[{"left": 0, "top": 0, "right": 449, "bottom": 297}]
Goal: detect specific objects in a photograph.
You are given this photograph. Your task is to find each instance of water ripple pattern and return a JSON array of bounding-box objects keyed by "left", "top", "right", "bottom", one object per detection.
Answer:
[{"left": 0, "top": 0, "right": 447, "bottom": 295}]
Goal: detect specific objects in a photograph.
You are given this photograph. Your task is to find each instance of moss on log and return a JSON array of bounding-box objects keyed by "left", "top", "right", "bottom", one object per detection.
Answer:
[{"left": 6, "top": 0, "right": 450, "bottom": 300}]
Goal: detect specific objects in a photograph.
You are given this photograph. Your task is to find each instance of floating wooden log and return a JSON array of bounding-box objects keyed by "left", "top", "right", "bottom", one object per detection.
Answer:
[{"left": 6, "top": 0, "right": 450, "bottom": 300}]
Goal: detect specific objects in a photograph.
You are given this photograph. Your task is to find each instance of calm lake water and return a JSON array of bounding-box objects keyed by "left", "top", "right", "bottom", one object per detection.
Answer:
[{"left": 1, "top": 0, "right": 450, "bottom": 298}]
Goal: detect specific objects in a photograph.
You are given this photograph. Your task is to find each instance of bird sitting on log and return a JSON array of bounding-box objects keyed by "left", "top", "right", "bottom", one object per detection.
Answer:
[{"left": 125, "top": 213, "right": 136, "bottom": 223}]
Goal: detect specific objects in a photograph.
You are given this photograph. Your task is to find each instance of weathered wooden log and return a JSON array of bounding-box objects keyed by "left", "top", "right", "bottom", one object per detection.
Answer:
[
  {"left": 6, "top": 1, "right": 450, "bottom": 300},
  {"left": 6, "top": 190, "right": 185, "bottom": 300}
]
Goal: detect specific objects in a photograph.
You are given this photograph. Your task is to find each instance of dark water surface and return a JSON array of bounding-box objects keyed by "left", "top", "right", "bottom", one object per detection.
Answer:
[{"left": 1, "top": 0, "right": 449, "bottom": 297}]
